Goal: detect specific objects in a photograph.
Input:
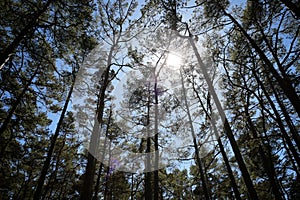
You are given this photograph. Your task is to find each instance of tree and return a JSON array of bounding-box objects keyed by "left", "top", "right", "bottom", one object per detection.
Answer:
[
  {"left": 1, "top": 0, "right": 299, "bottom": 199},
  {"left": 160, "top": 1, "right": 259, "bottom": 198},
  {"left": 78, "top": 1, "right": 140, "bottom": 198},
  {"left": 33, "top": 34, "right": 96, "bottom": 200},
  {"left": 0, "top": 0, "right": 94, "bottom": 69},
  {"left": 0, "top": 0, "right": 95, "bottom": 198},
  {"left": 278, "top": 0, "right": 300, "bottom": 18}
]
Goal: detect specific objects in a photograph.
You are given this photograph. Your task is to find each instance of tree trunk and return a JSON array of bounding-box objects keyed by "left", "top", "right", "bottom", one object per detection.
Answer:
[
  {"left": 80, "top": 41, "right": 115, "bottom": 200},
  {"left": 145, "top": 84, "right": 153, "bottom": 200},
  {"left": 131, "top": 173, "right": 134, "bottom": 200},
  {"left": 251, "top": 69, "right": 300, "bottom": 168},
  {"left": 33, "top": 73, "right": 76, "bottom": 200},
  {"left": 161, "top": 2, "right": 257, "bottom": 197},
  {"left": 104, "top": 139, "right": 113, "bottom": 200},
  {"left": 265, "top": 72, "right": 300, "bottom": 152},
  {"left": 180, "top": 70, "right": 210, "bottom": 200},
  {"left": 93, "top": 108, "right": 112, "bottom": 200},
  {"left": 245, "top": 94, "right": 284, "bottom": 200},
  {"left": 93, "top": 163, "right": 104, "bottom": 200},
  {"left": 188, "top": 37, "right": 259, "bottom": 199},
  {"left": 192, "top": 80, "right": 242, "bottom": 200},
  {"left": 0, "top": 67, "right": 39, "bottom": 137},
  {"left": 224, "top": 11, "right": 300, "bottom": 119},
  {"left": 154, "top": 80, "right": 159, "bottom": 200}
]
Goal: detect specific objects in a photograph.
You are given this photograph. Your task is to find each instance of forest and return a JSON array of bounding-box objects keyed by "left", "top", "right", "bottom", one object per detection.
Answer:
[{"left": 0, "top": 0, "right": 300, "bottom": 199}]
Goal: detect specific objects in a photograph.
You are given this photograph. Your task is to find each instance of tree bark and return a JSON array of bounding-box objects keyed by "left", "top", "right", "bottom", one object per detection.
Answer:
[
  {"left": 145, "top": 83, "right": 153, "bottom": 200},
  {"left": 154, "top": 81, "right": 159, "bottom": 200},
  {"left": 104, "top": 139, "right": 113, "bottom": 200},
  {"left": 251, "top": 69, "right": 300, "bottom": 168},
  {"left": 265, "top": 72, "right": 300, "bottom": 153}
]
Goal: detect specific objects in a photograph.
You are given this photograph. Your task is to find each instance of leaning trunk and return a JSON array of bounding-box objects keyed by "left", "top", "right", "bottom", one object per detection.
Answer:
[
  {"left": 245, "top": 94, "right": 284, "bottom": 200},
  {"left": 251, "top": 69, "right": 300, "bottom": 168},
  {"left": 192, "top": 80, "right": 242, "bottom": 200},
  {"left": 224, "top": 11, "right": 300, "bottom": 119},
  {"left": 188, "top": 36, "right": 259, "bottom": 199},
  {"left": 0, "top": 67, "right": 39, "bottom": 137},
  {"left": 33, "top": 72, "right": 76, "bottom": 200},
  {"left": 180, "top": 70, "right": 210, "bottom": 200}
]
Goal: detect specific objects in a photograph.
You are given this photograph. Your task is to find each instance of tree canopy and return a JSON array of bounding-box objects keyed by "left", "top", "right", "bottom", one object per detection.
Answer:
[{"left": 0, "top": 0, "right": 299, "bottom": 199}]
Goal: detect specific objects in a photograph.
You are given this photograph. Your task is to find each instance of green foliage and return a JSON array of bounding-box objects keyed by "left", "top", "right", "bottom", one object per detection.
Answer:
[{"left": 1, "top": 0, "right": 299, "bottom": 199}]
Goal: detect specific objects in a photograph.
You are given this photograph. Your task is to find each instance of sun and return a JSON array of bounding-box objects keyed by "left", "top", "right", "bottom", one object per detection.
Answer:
[{"left": 166, "top": 53, "right": 182, "bottom": 69}]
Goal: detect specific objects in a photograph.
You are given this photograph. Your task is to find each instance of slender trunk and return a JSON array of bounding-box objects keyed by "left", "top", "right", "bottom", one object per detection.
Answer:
[
  {"left": 281, "top": 135, "right": 300, "bottom": 176},
  {"left": 251, "top": 69, "right": 300, "bottom": 168},
  {"left": 93, "top": 163, "right": 104, "bottom": 200},
  {"left": 145, "top": 141, "right": 152, "bottom": 200},
  {"left": 104, "top": 140, "right": 113, "bottom": 200},
  {"left": 265, "top": 72, "right": 300, "bottom": 152},
  {"left": 279, "top": 0, "right": 300, "bottom": 18},
  {"left": 154, "top": 80, "right": 159, "bottom": 200},
  {"left": 245, "top": 94, "right": 284, "bottom": 200},
  {"left": 224, "top": 11, "right": 300, "bottom": 119},
  {"left": 53, "top": 138, "right": 66, "bottom": 195},
  {"left": 42, "top": 137, "right": 66, "bottom": 199},
  {"left": 93, "top": 108, "right": 112, "bottom": 200},
  {"left": 145, "top": 84, "right": 153, "bottom": 200},
  {"left": 180, "top": 70, "right": 210, "bottom": 200},
  {"left": 0, "top": 0, "right": 53, "bottom": 69},
  {"left": 188, "top": 37, "right": 258, "bottom": 199},
  {"left": 131, "top": 173, "right": 134, "bottom": 200},
  {"left": 152, "top": 48, "right": 170, "bottom": 200},
  {"left": 192, "top": 81, "right": 242, "bottom": 200},
  {"left": 0, "top": 67, "right": 39, "bottom": 137},
  {"left": 33, "top": 73, "right": 76, "bottom": 200},
  {"left": 217, "top": 137, "right": 242, "bottom": 198},
  {"left": 274, "top": 90, "right": 300, "bottom": 149}
]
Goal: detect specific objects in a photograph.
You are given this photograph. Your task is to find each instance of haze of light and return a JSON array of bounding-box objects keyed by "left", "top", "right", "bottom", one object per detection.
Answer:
[{"left": 166, "top": 53, "right": 182, "bottom": 69}]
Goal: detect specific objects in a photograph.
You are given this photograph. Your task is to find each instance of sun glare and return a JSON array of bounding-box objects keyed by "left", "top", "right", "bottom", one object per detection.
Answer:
[{"left": 166, "top": 53, "right": 182, "bottom": 69}]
